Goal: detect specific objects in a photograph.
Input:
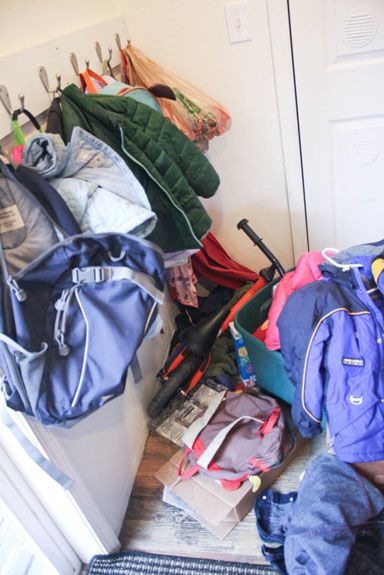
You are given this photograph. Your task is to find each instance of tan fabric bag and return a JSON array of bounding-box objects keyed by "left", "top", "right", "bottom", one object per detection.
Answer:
[{"left": 120, "top": 43, "right": 231, "bottom": 151}]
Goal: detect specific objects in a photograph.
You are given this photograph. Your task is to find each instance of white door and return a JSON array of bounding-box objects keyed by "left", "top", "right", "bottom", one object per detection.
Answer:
[
  {"left": 0, "top": 443, "right": 81, "bottom": 575},
  {"left": 289, "top": 0, "right": 384, "bottom": 250}
]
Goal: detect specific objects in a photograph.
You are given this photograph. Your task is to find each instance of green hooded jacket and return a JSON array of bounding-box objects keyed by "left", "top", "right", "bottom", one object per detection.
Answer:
[{"left": 60, "top": 85, "right": 220, "bottom": 252}]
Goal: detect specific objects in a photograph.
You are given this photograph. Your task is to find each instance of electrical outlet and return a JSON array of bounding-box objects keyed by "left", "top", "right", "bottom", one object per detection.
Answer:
[{"left": 225, "top": 1, "right": 252, "bottom": 44}]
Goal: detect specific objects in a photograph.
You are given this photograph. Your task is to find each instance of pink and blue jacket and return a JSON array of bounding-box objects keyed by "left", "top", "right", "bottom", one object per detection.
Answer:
[{"left": 278, "top": 244, "right": 384, "bottom": 463}]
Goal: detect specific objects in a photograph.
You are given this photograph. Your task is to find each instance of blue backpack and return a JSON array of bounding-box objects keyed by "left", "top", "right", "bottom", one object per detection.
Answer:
[{"left": 0, "top": 160, "right": 164, "bottom": 428}]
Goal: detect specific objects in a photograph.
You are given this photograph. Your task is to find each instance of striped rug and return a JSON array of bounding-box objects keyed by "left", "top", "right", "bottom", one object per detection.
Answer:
[{"left": 87, "top": 550, "right": 277, "bottom": 574}]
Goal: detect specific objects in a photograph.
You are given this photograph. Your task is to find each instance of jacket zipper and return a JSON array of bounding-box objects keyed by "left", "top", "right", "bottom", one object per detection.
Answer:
[{"left": 119, "top": 127, "right": 202, "bottom": 248}]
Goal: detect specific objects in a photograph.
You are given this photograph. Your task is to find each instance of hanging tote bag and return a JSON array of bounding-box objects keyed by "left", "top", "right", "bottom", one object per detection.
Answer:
[{"left": 121, "top": 42, "right": 231, "bottom": 151}]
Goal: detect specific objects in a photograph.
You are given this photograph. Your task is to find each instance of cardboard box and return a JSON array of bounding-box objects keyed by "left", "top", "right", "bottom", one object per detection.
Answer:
[
  {"left": 162, "top": 485, "right": 240, "bottom": 539},
  {"left": 155, "top": 435, "right": 305, "bottom": 538}
]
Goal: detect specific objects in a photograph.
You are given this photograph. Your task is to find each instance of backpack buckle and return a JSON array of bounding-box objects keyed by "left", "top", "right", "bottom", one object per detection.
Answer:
[{"left": 72, "top": 267, "right": 105, "bottom": 284}]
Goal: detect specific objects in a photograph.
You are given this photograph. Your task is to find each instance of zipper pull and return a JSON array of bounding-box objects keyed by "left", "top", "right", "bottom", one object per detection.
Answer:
[
  {"left": 54, "top": 289, "right": 73, "bottom": 356},
  {"left": 7, "top": 278, "right": 27, "bottom": 302}
]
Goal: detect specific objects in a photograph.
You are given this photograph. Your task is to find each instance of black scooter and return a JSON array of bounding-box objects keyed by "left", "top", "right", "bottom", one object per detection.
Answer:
[{"left": 147, "top": 219, "right": 285, "bottom": 418}]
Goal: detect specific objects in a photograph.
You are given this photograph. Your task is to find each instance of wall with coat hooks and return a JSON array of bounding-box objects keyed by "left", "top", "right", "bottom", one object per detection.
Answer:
[
  {"left": 0, "top": 16, "right": 128, "bottom": 140},
  {"left": 0, "top": 1, "right": 297, "bottom": 272}
]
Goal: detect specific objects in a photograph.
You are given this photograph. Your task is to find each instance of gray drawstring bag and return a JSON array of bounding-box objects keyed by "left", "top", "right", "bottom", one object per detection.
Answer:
[{"left": 180, "top": 391, "right": 295, "bottom": 490}]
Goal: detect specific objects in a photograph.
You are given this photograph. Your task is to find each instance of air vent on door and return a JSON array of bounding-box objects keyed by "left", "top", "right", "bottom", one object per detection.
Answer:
[
  {"left": 342, "top": 8, "right": 377, "bottom": 48},
  {"left": 348, "top": 136, "right": 379, "bottom": 166}
]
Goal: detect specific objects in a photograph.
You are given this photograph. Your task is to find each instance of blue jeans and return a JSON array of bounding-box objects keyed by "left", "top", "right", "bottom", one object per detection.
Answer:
[
  {"left": 255, "top": 490, "right": 296, "bottom": 574},
  {"left": 254, "top": 455, "right": 384, "bottom": 574}
]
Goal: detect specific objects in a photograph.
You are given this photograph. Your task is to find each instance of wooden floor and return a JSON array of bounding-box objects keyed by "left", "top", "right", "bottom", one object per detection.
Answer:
[{"left": 119, "top": 432, "right": 326, "bottom": 564}]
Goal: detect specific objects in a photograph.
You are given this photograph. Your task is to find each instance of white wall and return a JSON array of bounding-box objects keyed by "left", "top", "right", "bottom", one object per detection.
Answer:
[
  {"left": 0, "top": 0, "right": 119, "bottom": 58},
  {"left": 117, "top": 0, "right": 294, "bottom": 269}
]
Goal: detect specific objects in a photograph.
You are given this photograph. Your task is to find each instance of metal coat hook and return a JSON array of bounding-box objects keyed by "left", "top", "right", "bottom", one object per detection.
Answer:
[
  {"left": 71, "top": 53, "right": 90, "bottom": 73},
  {"left": 38, "top": 67, "right": 61, "bottom": 100},
  {"left": 95, "top": 41, "right": 115, "bottom": 78},
  {"left": 0, "top": 85, "right": 13, "bottom": 117},
  {"left": 18, "top": 94, "right": 25, "bottom": 112},
  {"left": 0, "top": 86, "right": 27, "bottom": 117},
  {"left": 95, "top": 41, "right": 112, "bottom": 64},
  {"left": 115, "top": 33, "right": 131, "bottom": 51},
  {"left": 70, "top": 52, "right": 80, "bottom": 76},
  {"left": 0, "top": 86, "right": 40, "bottom": 149}
]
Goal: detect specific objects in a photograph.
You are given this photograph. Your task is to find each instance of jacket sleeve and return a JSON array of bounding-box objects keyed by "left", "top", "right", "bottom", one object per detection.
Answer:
[{"left": 277, "top": 286, "right": 330, "bottom": 438}]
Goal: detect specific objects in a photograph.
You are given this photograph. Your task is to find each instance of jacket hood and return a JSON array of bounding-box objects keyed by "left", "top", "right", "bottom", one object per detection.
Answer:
[
  {"left": 23, "top": 127, "right": 157, "bottom": 238},
  {"left": 320, "top": 248, "right": 384, "bottom": 290}
]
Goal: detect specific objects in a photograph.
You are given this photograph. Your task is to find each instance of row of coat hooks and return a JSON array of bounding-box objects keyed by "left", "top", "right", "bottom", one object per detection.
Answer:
[{"left": 0, "top": 33, "right": 130, "bottom": 118}]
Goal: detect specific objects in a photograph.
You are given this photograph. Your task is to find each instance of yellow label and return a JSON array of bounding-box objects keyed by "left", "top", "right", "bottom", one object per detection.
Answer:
[
  {"left": 249, "top": 475, "right": 262, "bottom": 493},
  {"left": 0, "top": 205, "right": 24, "bottom": 234},
  {"left": 372, "top": 258, "right": 384, "bottom": 284}
]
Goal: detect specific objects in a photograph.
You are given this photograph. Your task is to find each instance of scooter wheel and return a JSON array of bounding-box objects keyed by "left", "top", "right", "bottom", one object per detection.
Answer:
[{"left": 147, "top": 353, "right": 204, "bottom": 419}]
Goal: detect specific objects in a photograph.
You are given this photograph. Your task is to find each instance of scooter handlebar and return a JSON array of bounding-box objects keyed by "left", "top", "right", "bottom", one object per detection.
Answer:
[{"left": 237, "top": 218, "right": 286, "bottom": 278}]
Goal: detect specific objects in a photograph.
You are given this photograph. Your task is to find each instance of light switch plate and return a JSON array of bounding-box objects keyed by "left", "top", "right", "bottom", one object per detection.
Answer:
[{"left": 225, "top": 1, "right": 252, "bottom": 44}]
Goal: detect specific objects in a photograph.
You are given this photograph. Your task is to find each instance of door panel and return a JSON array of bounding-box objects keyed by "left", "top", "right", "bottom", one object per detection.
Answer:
[
  {"left": 289, "top": 0, "right": 384, "bottom": 250},
  {"left": 331, "top": 117, "right": 384, "bottom": 248}
]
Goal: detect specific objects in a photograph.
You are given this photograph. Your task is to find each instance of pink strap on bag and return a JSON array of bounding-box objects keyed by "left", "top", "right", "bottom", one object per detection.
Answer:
[{"left": 258, "top": 407, "right": 281, "bottom": 437}]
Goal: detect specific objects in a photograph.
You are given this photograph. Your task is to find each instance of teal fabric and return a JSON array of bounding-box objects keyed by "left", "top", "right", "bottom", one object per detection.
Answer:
[
  {"left": 98, "top": 81, "right": 129, "bottom": 95},
  {"left": 61, "top": 85, "right": 220, "bottom": 252},
  {"left": 99, "top": 82, "right": 162, "bottom": 113}
]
